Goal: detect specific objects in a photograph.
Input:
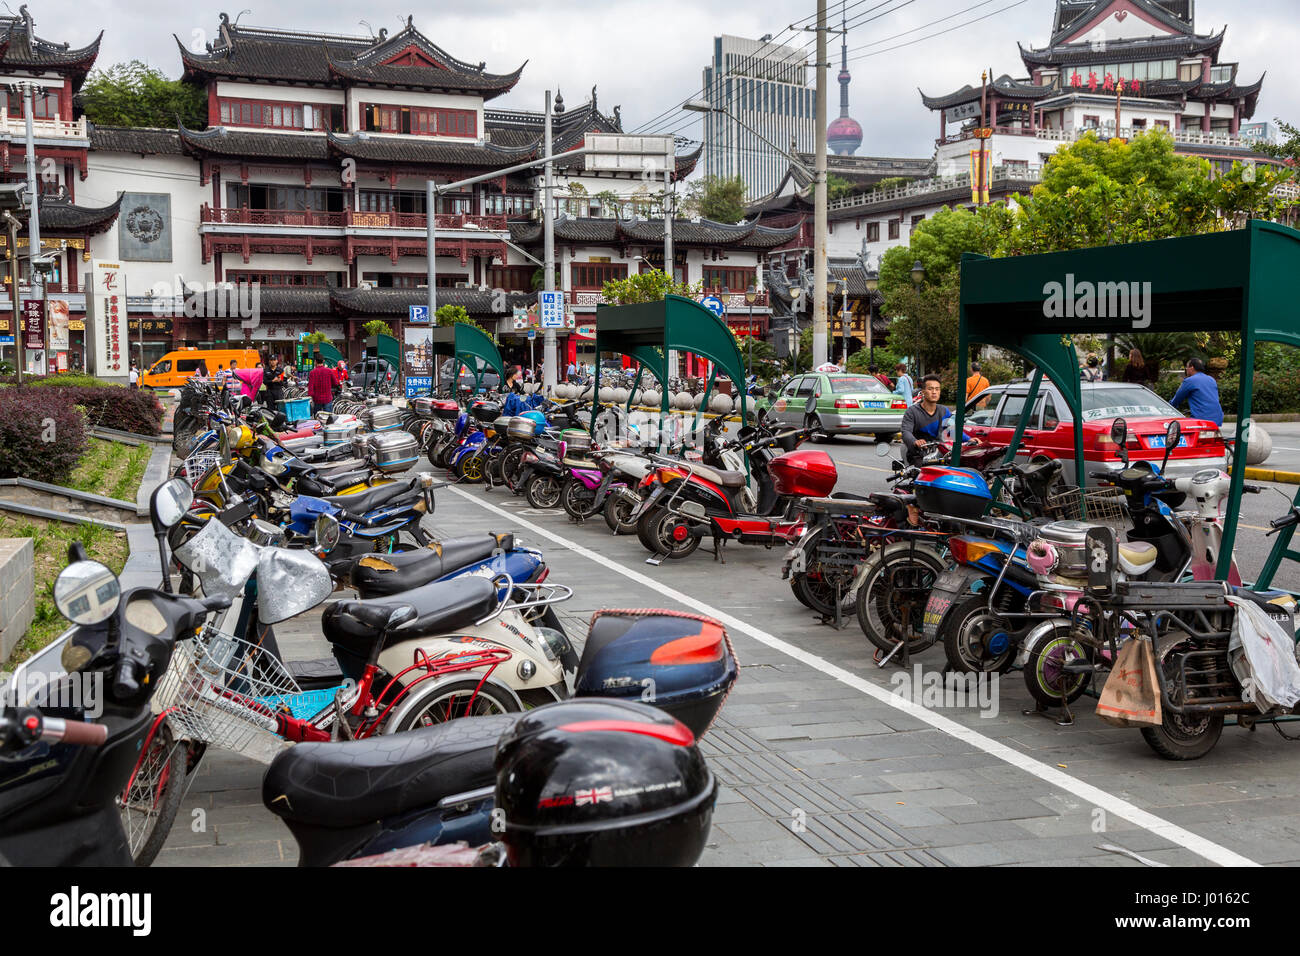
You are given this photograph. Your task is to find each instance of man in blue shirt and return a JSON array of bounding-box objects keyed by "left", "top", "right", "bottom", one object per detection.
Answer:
[{"left": 1169, "top": 358, "right": 1224, "bottom": 426}]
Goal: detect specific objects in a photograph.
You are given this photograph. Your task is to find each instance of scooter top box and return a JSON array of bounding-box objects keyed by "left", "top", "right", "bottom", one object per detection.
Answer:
[
  {"left": 768, "top": 450, "right": 837, "bottom": 498},
  {"left": 507, "top": 415, "right": 544, "bottom": 440},
  {"left": 470, "top": 401, "right": 502, "bottom": 423},
  {"left": 431, "top": 399, "right": 460, "bottom": 421},
  {"left": 914, "top": 465, "right": 992, "bottom": 520},
  {"left": 573, "top": 610, "right": 738, "bottom": 738}
]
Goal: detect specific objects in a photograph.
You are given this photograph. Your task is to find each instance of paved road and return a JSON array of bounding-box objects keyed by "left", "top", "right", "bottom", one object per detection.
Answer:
[{"left": 158, "top": 438, "right": 1300, "bottom": 868}]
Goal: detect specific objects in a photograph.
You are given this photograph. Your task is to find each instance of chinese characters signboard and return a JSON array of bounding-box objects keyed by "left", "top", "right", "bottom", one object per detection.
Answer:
[
  {"left": 88, "top": 260, "right": 126, "bottom": 378},
  {"left": 21, "top": 299, "right": 43, "bottom": 350}
]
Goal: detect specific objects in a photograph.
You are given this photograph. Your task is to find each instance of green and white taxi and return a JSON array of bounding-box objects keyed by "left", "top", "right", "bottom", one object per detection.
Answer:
[{"left": 767, "top": 372, "right": 908, "bottom": 440}]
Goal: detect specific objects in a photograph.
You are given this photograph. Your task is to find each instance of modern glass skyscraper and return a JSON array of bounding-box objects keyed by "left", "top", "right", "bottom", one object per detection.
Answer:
[{"left": 701, "top": 35, "right": 815, "bottom": 201}]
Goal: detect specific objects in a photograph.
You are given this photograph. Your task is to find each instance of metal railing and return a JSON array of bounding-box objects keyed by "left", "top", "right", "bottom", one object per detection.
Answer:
[
  {"left": 938, "top": 124, "right": 1256, "bottom": 151},
  {"left": 826, "top": 165, "right": 1044, "bottom": 213},
  {"left": 198, "top": 206, "right": 509, "bottom": 231},
  {"left": 0, "top": 116, "right": 87, "bottom": 139}
]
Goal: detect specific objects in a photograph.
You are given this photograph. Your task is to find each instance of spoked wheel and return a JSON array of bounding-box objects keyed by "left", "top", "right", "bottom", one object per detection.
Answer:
[
  {"left": 525, "top": 473, "right": 562, "bottom": 509},
  {"left": 387, "top": 678, "right": 520, "bottom": 732},
  {"left": 457, "top": 453, "right": 485, "bottom": 483},
  {"left": 788, "top": 527, "right": 858, "bottom": 617},
  {"left": 1022, "top": 624, "right": 1093, "bottom": 708},
  {"left": 636, "top": 506, "right": 701, "bottom": 560},
  {"left": 942, "top": 593, "right": 1019, "bottom": 674},
  {"left": 561, "top": 477, "right": 601, "bottom": 520},
  {"left": 118, "top": 722, "right": 186, "bottom": 867},
  {"left": 855, "top": 544, "right": 947, "bottom": 654}
]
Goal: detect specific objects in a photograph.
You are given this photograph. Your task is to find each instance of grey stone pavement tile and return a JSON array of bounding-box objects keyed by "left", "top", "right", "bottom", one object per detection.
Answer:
[{"left": 149, "top": 461, "right": 1300, "bottom": 868}]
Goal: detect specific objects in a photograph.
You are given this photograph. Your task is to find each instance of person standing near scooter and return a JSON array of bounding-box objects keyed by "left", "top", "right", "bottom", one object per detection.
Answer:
[{"left": 902, "top": 375, "right": 974, "bottom": 465}]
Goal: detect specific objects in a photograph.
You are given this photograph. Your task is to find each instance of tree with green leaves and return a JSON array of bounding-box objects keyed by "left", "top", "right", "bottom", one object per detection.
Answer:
[
  {"left": 435, "top": 303, "right": 488, "bottom": 336},
  {"left": 683, "top": 175, "right": 747, "bottom": 224},
  {"left": 80, "top": 61, "right": 207, "bottom": 129},
  {"left": 601, "top": 268, "right": 699, "bottom": 305},
  {"left": 827, "top": 174, "right": 856, "bottom": 201},
  {"left": 1250, "top": 118, "right": 1300, "bottom": 167},
  {"left": 361, "top": 320, "right": 394, "bottom": 338}
]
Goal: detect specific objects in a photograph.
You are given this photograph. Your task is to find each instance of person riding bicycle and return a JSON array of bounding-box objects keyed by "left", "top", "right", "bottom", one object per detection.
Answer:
[{"left": 901, "top": 374, "right": 976, "bottom": 465}]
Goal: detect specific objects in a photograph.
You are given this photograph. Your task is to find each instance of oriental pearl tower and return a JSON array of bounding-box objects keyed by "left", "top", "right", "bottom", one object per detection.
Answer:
[{"left": 827, "top": 6, "right": 862, "bottom": 155}]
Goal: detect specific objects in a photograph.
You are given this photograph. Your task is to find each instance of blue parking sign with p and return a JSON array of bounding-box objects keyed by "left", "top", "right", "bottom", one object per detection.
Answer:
[{"left": 409, "top": 305, "right": 430, "bottom": 324}]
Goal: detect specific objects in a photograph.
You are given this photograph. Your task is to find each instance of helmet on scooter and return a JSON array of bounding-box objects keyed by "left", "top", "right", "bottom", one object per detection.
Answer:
[
  {"left": 494, "top": 698, "right": 716, "bottom": 867},
  {"left": 520, "top": 409, "right": 547, "bottom": 433}
]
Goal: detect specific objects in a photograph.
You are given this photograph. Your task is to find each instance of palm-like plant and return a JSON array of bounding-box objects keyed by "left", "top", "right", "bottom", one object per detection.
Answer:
[{"left": 1115, "top": 331, "right": 1203, "bottom": 377}]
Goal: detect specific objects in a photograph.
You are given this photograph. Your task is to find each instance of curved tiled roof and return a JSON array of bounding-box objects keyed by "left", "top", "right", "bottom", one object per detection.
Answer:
[
  {"left": 255, "top": 288, "right": 333, "bottom": 315},
  {"left": 331, "top": 286, "right": 533, "bottom": 316},
  {"left": 921, "top": 74, "right": 1055, "bottom": 111},
  {"left": 178, "top": 126, "right": 330, "bottom": 160},
  {"left": 1050, "top": 0, "right": 1194, "bottom": 45},
  {"left": 89, "top": 125, "right": 185, "bottom": 155},
  {"left": 0, "top": 15, "right": 100, "bottom": 81},
  {"left": 177, "top": 18, "right": 520, "bottom": 99},
  {"left": 36, "top": 193, "right": 122, "bottom": 234},
  {"left": 1019, "top": 28, "right": 1224, "bottom": 68},
  {"left": 508, "top": 214, "right": 801, "bottom": 249},
  {"left": 326, "top": 132, "right": 534, "bottom": 167}
]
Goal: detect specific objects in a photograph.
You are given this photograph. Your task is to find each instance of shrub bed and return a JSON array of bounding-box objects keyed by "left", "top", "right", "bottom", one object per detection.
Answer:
[{"left": 0, "top": 387, "right": 87, "bottom": 484}]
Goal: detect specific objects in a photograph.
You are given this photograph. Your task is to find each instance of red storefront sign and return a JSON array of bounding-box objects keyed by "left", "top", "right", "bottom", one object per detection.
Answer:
[{"left": 21, "top": 299, "right": 43, "bottom": 350}]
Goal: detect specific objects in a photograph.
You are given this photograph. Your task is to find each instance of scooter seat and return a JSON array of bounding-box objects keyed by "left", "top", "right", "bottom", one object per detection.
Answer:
[
  {"left": 349, "top": 534, "right": 516, "bottom": 597},
  {"left": 322, "top": 576, "right": 499, "bottom": 661},
  {"left": 300, "top": 470, "right": 373, "bottom": 497},
  {"left": 263, "top": 714, "right": 517, "bottom": 829},
  {"left": 322, "top": 477, "right": 415, "bottom": 516},
  {"left": 1118, "top": 541, "right": 1159, "bottom": 576},
  {"left": 310, "top": 457, "right": 370, "bottom": 477},
  {"left": 689, "top": 464, "right": 748, "bottom": 489}
]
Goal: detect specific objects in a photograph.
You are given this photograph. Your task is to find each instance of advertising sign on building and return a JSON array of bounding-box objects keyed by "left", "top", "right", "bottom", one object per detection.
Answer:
[
  {"left": 21, "top": 299, "right": 43, "bottom": 350},
  {"left": 87, "top": 260, "right": 126, "bottom": 378},
  {"left": 48, "top": 299, "right": 69, "bottom": 350}
]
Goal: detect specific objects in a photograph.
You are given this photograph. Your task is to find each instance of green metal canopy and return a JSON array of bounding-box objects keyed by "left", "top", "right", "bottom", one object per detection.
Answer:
[
  {"left": 365, "top": 333, "right": 401, "bottom": 370},
  {"left": 954, "top": 219, "right": 1300, "bottom": 584},
  {"left": 428, "top": 322, "right": 505, "bottom": 391},
  {"left": 594, "top": 294, "right": 749, "bottom": 435}
]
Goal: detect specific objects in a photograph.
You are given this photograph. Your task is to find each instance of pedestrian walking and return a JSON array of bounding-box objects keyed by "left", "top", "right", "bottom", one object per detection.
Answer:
[
  {"left": 894, "top": 363, "right": 915, "bottom": 406},
  {"left": 965, "top": 362, "right": 990, "bottom": 405},
  {"left": 308, "top": 351, "right": 335, "bottom": 415},
  {"left": 129, "top": 362, "right": 139, "bottom": 389}
]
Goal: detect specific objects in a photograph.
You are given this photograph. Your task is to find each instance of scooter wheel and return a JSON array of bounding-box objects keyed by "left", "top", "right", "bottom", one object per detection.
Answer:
[
  {"left": 1139, "top": 640, "right": 1226, "bottom": 760},
  {"left": 386, "top": 678, "right": 520, "bottom": 732},
  {"left": 854, "top": 544, "right": 946, "bottom": 654},
  {"left": 458, "top": 453, "right": 485, "bottom": 484},
  {"left": 118, "top": 723, "right": 186, "bottom": 867},
  {"left": 604, "top": 490, "right": 640, "bottom": 534},
  {"left": 525, "top": 473, "right": 562, "bottom": 509},
  {"left": 637, "top": 506, "right": 701, "bottom": 560},
  {"left": 1022, "top": 625, "right": 1092, "bottom": 707},
  {"left": 561, "top": 477, "right": 600, "bottom": 520},
  {"left": 942, "top": 594, "right": 1019, "bottom": 674}
]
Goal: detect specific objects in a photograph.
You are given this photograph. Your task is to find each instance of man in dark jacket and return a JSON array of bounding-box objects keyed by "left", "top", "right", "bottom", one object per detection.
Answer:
[
  {"left": 901, "top": 374, "right": 975, "bottom": 465},
  {"left": 265, "top": 355, "right": 286, "bottom": 407}
]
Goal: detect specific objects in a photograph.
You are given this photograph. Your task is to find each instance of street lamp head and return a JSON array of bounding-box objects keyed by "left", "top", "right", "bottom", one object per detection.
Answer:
[
  {"left": 745, "top": 284, "right": 757, "bottom": 304},
  {"left": 864, "top": 274, "right": 879, "bottom": 293},
  {"left": 910, "top": 260, "right": 925, "bottom": 287},
  {"left": 683, "top": 99, "right": 716, "bottom": 114}
]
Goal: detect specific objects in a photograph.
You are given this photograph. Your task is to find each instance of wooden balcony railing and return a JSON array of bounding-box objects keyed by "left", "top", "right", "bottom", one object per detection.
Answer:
[{"left": 199, "top": 205, "right": 508, "bottom": 231}]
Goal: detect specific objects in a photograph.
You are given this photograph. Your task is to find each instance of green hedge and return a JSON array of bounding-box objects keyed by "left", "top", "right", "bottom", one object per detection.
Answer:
[
  {"left": 0, "top": 375, "right": 164, "bottom": 435},
  {"left": 0, "top": 388, "right": 87, "bottom": 484}
]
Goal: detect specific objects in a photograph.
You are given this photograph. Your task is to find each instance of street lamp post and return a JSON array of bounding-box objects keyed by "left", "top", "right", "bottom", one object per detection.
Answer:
[
  {"left": 863, "top": 273, "right": 879, "bottom": 367},
  {"left": 745, "top": 284, "right": 757, "bottom": 377},
  {"left": 910, "top": 260, "right": 925, "bottom": 373},
  {"left": 838, "top": 278, "right": 849, "bottom": 368}
]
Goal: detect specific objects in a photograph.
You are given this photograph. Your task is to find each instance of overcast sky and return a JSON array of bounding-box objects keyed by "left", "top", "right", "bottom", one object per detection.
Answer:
[{"left": 54, "top": 0, "right": 1300, "bottom": 162}]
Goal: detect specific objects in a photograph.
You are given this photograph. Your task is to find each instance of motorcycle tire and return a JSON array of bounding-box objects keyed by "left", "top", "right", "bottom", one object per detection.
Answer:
[
  {"left": 636, "top": 506, "right": 701, "bottom": 560},
  {"left": 387, "top": 678, "right": 520, "bottom": 731},
  {"left": 500, "top": 445, "right": 528, "bottom": 493},
  {"left": 172, "top": 421, "right": 199, "bottom": 457},
  {"left": 790, "top": 575, "right": 814, "bottom": 609},
  {"left": 854, "top": 543, "right": 947, "bottom": 654},
  {"left": 942, "top": 593, "right": 1019, "bottom": 674},
  {"left": 1139, "top": 640, "right": 1226, "bottom": 760},
  {"left": 456, "top": 453, "right": 485, "bottom": 483},
  {"left": 603, "top": 490, "right": 640, "bottom": 534},
  {"left": 525, "top": 473, "right": 562, "bottom": 509},
  {"left": 788, "top": 526, "right": 858, "bottom": 617},
  {"left": 118, "top": 723, "right": 186, "bottom": 867},
  {"left": 1022, "top": 624, "right": 1093, "bottom": 708},
  {"left": 561, "top": 477, "right": 600, "bottom": 520}
]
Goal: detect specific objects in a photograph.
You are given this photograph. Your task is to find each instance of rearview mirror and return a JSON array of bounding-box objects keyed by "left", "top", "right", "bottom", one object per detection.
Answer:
[
  {"left": 150, "top": 477, "right": 194, "bottom": 533},
  {"left": 1161, "top": 419, "right": 1181, "bottom": 471},
  {"left": 876, "top": 440, "right": 893, "bottom": 457},
  {"left": 1110, "top": 418, "right": 1128, "bottom": 447},
  {"left": 54, "top": 560, "right": 121, "bottom": 625}
]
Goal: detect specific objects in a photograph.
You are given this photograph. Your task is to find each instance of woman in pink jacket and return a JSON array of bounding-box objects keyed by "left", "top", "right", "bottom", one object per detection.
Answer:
[{"left": 233, "top": 364, "right": 264, "bottom": 403}]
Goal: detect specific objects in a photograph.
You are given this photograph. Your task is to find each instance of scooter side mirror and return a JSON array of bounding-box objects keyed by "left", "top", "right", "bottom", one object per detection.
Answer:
[
  {"left": 1160, "top": 419, "right": 1181, "bottom": 472},
  {"left": 876, "top": 440, "right": 893, "bottom": 457},
  {"left": 1111, "top": 417, "right": 1129, "bottom": 467}
]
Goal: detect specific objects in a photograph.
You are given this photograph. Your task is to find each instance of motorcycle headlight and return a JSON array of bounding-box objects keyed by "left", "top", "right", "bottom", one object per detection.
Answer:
[
  {"left": 535, "top": 626, "right": 571, "bottom": 663},
  {"left": 314, "top": 513, "right": 341, "bottom": 554}
]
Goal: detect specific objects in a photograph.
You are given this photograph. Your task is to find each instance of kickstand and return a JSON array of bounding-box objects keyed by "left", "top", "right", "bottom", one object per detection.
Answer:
[
  {"left": 1023, "top": 698, "right": 1075, "bottom": 726},
  {"left": 713, "top": 536, "right": 726, "bottom": 564}
]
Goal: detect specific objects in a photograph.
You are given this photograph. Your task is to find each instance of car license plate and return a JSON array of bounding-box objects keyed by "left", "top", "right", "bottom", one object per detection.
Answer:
[
  {"left": 1146, "top": 436, "right": 1188, "bottom": 449},
  {"left": 866, "top": 401, "right": 886, "bottom": 409}
]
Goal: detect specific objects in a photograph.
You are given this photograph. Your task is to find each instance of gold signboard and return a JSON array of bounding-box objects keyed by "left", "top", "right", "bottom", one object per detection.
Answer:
[{"left": 69, "top": 319, "right": 85, "bottom": 331}]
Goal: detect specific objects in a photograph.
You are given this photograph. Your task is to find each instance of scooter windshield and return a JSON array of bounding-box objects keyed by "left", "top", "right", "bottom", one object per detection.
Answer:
[{"left": 174, "top": 518, "right": 263, "bottom": 600}]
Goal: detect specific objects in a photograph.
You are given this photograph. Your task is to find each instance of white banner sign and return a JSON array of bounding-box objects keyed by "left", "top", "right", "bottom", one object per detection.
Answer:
[{"left": 88, "top": 260, "right": 126, "bottom": 377}]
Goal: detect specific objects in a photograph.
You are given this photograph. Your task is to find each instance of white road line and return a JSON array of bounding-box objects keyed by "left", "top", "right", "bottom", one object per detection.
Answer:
[{"left": 453, "top": 486, "right": 1259, "bottom": 868}]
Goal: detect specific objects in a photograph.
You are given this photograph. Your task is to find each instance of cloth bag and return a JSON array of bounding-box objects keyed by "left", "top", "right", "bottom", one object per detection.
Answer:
[
  {"left": 1226, "top": 595, "right": 1300, "bottom": 714},
  {"left": 1096, "top": 639, "right": 1162, "bottom": 727}
]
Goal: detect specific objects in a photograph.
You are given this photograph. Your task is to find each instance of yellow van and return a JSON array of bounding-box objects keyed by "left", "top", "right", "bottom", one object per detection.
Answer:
[{"left": 141, "top": 348, "right": 262, "bottom": 389}]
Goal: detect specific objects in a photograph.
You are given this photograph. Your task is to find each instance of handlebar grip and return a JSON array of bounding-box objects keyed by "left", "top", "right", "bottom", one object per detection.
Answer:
[
  {"left": 53, "top": 718, "right": 109, "bottom": 746},
  {"left": 1089, "top": 471, "right": 1113, "bottom": 480},
  {"left": 113, "top": 657, "right": 141, "bottom": 699},
  {"left": 1270, "top": 512, "right": 1299, "bottom": 530},
  {"left": 1244, "top": 484, "right": 1264, "bottom": 494}
]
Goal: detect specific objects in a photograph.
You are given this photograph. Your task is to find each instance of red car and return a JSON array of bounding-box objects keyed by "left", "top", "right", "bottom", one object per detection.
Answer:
[{"left": 960, "top": 381, "right": 1227, "bottom": 482}]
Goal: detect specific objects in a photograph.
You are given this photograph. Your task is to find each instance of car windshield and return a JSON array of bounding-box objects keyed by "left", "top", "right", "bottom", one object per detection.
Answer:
[
  {"left": 1081, "top": 386, "right": 1180, "bottom": 421},
  {"left": 829, "top": 376, "right": 888, "bottom": 394}
]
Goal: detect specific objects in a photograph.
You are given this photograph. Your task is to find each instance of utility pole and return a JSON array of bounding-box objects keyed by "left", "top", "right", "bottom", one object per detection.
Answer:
[
  {"left": 21, "top": 82, "right": 42, "bottom": 375},
  {"left": 978, "top": 70, "right": 989, "bottom": 207},
  {"left": 426, "top": 179, "right": 437, "bottom": 393},
  {"left": 6, "top": 215, "right": 19, "bottom": 384},
  {"left": 811, "top": 0, "right": 829, "bottom": 367},
  {"left": 664, "top": 165, "right": 675, "bottom": 380},
  {"left": 543, "top": 89, "right": 557, "bottom": 394}
]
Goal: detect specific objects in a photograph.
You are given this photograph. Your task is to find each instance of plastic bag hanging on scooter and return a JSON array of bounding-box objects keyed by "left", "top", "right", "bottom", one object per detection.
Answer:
[{"left": 1226, "top": 595, "right": 1300, "bottom": 713}]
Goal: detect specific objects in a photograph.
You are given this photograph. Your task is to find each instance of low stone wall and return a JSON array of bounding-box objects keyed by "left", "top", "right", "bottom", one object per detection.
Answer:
[
  {"left": 0, "top": 480, "right": 136, "bottom": 524},
  {"left": 0, "top": 538, "right": 34, "bottom": 661}
]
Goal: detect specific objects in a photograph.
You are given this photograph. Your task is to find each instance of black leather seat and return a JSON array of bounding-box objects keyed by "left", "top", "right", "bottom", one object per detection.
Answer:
[
  {"left": 350, "top": 534, "right": 515, "bottom": 598},
  {"left": 322, "top": 477, "right": 416, "bottom": 516},
  {"left": 322, "top": 575, "right": 499, "bottom": 664},
  {"left": 263, "top": 714, "right": 517, "bottom": 828},
  {"left": 298, "top": 470, "right": 372, "bottom": 498},
  {"left": 690, "top": 463, "right": 748, "bottom": 488}
]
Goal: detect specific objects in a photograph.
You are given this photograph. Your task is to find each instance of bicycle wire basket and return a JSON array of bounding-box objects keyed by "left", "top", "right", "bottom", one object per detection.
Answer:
[
  {"left": 1045, "top": 486, "right": 1128, "bottom": 527},
  {"left": 183, "top": 451, "right": 221, "bottom": 485},
  {"left": 153, "top": 626, "right": 306, "bottom": 764}
]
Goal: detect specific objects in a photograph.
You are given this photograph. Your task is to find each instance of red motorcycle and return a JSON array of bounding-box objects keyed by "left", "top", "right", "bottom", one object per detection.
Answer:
[{"left": 632, "top": 423, "right": 840, "bottom": 562}]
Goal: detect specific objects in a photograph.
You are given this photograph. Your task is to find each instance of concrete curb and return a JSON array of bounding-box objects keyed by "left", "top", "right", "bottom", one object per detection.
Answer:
[
  {"left": 1243, "top": 467, "right": 1300, "bottom": 485},
  {"left": 0, "top": 500, "right": 128, "bottom": 530},
  {"left": 0, "top": 477, "right": 137, "bottom": 513},
  {"left": 137, "top": 444, "right": 176, "bottom": 517}
]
